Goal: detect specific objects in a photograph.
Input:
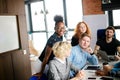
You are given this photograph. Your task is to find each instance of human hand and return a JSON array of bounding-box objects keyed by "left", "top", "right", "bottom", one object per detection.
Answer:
[
  {"left": 95, "top": 70, "right": 106, "bottom": 76},
  {"left": 86, "top": 47, "right": 93, "bottom": 54},
  {"left": 114, "top": 55, "right": 120, "bottom": 61},
  {"left": 75, "top": 70, "right": 85, "bottom": 79},
  {"left": 33, "top": 72, "right": 43, "bottom": 79}
]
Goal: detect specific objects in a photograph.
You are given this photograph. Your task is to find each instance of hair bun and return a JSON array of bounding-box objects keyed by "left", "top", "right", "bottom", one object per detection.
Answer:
[{"left": 54, "top": 15, "right": 63, "bottom": 23}]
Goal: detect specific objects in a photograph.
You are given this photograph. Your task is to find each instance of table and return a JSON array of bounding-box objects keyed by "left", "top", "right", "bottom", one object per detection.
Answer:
[
  {"left": 82, "top": 65, "right": 101, "bottom": 80},
  {"left": 82, "top": 64, "right": 120, "bottom": 80}
]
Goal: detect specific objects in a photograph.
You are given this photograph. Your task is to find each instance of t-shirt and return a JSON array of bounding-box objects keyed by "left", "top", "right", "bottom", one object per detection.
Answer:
[
  {"left": 71, "top": 36, "right": 79, "bottom": 46},
  {"left": 39, "top": 32, "right": 63, "bottom": 63},
  {"left": 96, "top": 38, "right": 120, "bottom": 55}
]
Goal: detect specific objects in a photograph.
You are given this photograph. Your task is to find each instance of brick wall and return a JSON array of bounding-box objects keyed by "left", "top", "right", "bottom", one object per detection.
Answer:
[{"left": 82, "top": 0, "right": 104, "bottom": 15}]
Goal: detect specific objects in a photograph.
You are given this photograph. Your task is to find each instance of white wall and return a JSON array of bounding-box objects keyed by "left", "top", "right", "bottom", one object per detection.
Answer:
[
  {"left": 0, "top": 15, "right": 19, "bottom": 53},
  {"left": 83, "top": 14, "right": 108, "bottom": 49}
]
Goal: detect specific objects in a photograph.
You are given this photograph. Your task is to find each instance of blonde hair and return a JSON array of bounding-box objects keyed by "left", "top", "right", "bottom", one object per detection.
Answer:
[{"left": 52, "top": 41, "right": 71, "bottom": 58}]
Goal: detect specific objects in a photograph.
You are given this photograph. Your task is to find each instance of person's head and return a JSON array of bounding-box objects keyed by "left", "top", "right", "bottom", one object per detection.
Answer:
[
  {"left": 79, "top": 33, "right": 91, "bottom": 49},
  {"left": 54, "top": 15, "right": 65, "bottom": 36},
  {"left": 74, "top": 21, "right": 91, "bottom": 38},
  {"left": 52, "top": 41, "right": 72, "bottom": 58},
  {"left": 105, "top": 26, "right": 115, "bottom": 38}
]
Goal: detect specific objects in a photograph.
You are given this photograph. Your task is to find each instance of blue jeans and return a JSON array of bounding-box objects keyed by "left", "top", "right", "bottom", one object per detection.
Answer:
[
  {"left": 112, "top": 61, "right": 120, "bottom": 71},
  {"left": 109, "top": 61, "right": 120, "bottom": 77}
]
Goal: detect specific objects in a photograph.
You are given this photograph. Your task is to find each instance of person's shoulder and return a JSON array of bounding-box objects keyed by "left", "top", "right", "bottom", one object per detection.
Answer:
[
  {"left": 97, "top": 38, "right": 106, "bottom": 42},
  {"left": 71, "top": 45, "right": 81, "bottom": 52},
  {"left": 72, "top": 45, "right": 79, "bottom": 49},
  {"left": 113, "top": 38, "right": 120, "bottom": 42},
  {"left": 72, "top": 35, "right": 78, "bottom": 39},
  {"left": 113, "top": 38, "right": 120, "bottom": 45},
  {"left": 48, "top": 33, "right": 59, "bottom": 41},
  {"left": 71, "top": 35, "right": 76, "bottom": 40},
  {"left": 49, "top": 33, "right": 56, "bottom": 38},
  {"left": 71, "top": 35, "right": 75, "bottom": 38},
  {"left": 49, "top": 58, "right": 56, "bottom": 64}
]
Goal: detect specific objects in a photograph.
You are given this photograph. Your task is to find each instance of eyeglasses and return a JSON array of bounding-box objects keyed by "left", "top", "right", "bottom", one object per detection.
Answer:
[{"left": 56, "top": 27, "right": 65, "bottom": 30}]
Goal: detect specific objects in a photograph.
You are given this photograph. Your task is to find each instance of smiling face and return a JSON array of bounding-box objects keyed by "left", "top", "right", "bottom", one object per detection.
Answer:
[
  {"left": 105, "top": 29, "right": 114, "bottom": 38},
  {"left": 55, "top": 22, "right": 65, "bottom": 36},
  {"left": 79, "top": 23, "right": 87, "bottom": 33}
]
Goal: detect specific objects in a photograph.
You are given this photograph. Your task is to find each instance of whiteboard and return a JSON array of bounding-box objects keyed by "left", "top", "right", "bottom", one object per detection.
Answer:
[
  {"left": 0, "top": 15, "right": 19, "bottom": 53},
  {"left": 83, "top": 14, "right": 108, "bottom": 49}
]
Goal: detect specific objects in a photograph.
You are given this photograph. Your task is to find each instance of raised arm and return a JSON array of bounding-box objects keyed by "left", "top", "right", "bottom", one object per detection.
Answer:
[
  {"left": 35, "top": 45, "right": 52, "bottom": 77},
  {"left": 115, "top": 46, "right": 120, "bottom": 60},
  {"left": 94, "top": 45, "right": 100, "bottom": 55},
  {"left": 117, "top": 46, "right": 120, "bottom": 55}
]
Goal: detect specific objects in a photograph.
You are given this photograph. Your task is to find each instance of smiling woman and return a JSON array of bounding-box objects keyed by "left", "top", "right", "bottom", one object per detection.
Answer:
[{"left": 25, "top": 0, "right": 83, "bottom": 52}]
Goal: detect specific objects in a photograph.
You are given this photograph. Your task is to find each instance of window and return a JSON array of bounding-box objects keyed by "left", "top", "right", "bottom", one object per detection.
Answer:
[
  {"left": 109, "top": 9, "right": 120, "bottom": 41},
  {"left": 113, "top": 10, "right": 120, "bottom": 26},
  {"left": 25, "top": 0, "right": 83, "bottom": 51},
  {"left": 31, "top": 2, "right": 45, "bottom": 31},
  {"left": 66, "top": 0, "right": 83, "bottom": 29},
  {"left": 115, "top": 29, "right": 120, "bottom": 41}
]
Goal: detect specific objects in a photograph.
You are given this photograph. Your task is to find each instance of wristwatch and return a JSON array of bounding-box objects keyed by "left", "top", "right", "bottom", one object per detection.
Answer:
[{"left": 90, "top": 52, "right": 94, "bottom": 55}]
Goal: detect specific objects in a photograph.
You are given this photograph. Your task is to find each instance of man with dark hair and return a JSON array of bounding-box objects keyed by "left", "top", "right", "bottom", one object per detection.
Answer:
[{"left": 94, "top": 26, "right": 120, "bottom": 60}]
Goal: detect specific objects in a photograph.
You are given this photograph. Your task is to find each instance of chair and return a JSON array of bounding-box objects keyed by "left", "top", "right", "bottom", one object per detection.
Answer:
[
  {"left": 29, "top": 74, "right": 48, "bottom": 80},
  {"left": 29, "top": 76, "right": 38, "bottom": 80},
  {"left": 97, "top": 28, "right": 116, "bottom": 41},
  {"left": 29, "top": 40, "right": 39, "bottom": 56},
  {"left": 97, "top": 29, "right": 106, "bottom": 41}
]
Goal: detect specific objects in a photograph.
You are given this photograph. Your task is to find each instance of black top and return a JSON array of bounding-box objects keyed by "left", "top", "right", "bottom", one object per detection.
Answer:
[
  {"left": 96, "top": 38, "right": 120, "bottom": 55},
  {"left": 39, "top": 32, "right": 63, "bottom": 63},
  {"left": 71, "top": 36, "right": 79, "bottom": 46}
]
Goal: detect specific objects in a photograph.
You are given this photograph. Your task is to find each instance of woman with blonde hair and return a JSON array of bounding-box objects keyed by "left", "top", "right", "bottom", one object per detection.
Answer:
[
  {"left": 48, "top": 41, "right": 84, "bottom": 80},
  {"left": 71, "top": 21, "right": 91, "bottom": 46}
]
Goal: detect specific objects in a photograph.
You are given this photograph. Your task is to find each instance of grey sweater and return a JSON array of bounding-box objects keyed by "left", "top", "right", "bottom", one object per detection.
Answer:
[{"left": 47, "top": 58, "right": 79, "bottom": 80}]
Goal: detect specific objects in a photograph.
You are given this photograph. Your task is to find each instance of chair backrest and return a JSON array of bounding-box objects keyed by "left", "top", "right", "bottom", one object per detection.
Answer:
[
  {"left": 29, "top": 76, "right": 38, "bottom": 80},
  {"left": 29, "top": 40, "right": 39, "bottom": 56},
  {"left": 97, "top": 29, "right": 106, "bottom": 41},
  {"left": 97, "top": 28, "right": 116, "bottom": 41},
  {"left": 29, "top": 74, "right": 48, "bottom": 80}
]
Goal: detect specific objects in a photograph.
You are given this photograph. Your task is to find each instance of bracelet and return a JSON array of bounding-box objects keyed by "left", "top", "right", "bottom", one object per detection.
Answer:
[{"left": 90, "top": 52, "right": 94, "bottom": 55}]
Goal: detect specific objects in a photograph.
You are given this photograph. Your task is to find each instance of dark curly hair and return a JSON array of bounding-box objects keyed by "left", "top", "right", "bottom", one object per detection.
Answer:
[{"left": 54, "top": 15, "right": 63, "bottom": 26}]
